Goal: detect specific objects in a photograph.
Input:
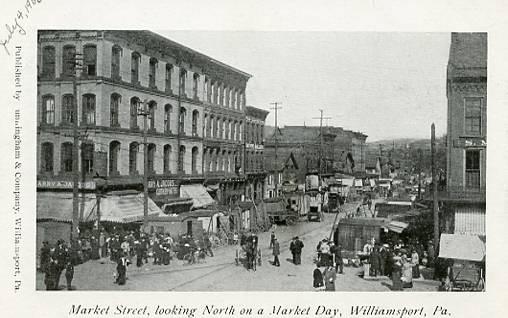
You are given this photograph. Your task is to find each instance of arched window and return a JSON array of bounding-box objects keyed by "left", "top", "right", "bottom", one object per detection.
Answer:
[
  {"left": 204, "top": 77, "right": 210, "bottom": 102},
  {"left": 211, "top": 115, "right": 216, "bottom": 138},
  {"left": 218, "top": 83, "right": 224, "bottom": 105},
  {"left": 191, "top": 147, "right": 199, "bottom": 174},
  {"left": 215, "top": 117, "right": 221, "bottom": 138},
  {"left": 61, "top": 94, "right": 74, "bottom": 124},
  {"left": 81, "top": 143, "right": 94, "bottom": 174},
  {"left": 149, "top": 57, "right": 157, "bottom": 88},
  {"left": 231, "top": 88, "right": 236, "bottom": 109},
  {"left": 204, "top": 114, "right": 209, "bottom": 138},
  {"left": 62, "top": 45, "right": 76, "bottom": 77},
  {"left": 130, "top": 97, "right": 139, "bottom": 129},
  {"left": 110, "top": 93, "right": 121, "bottom": 127},
  {"left": 41, "top": 142, "right": 53, "bottom": 173},
  {"left": 163, "top": 145, "right": 171, "bottom": 174},
  {"left": 41, "top": 95, "right": 55, "bottom": 125},
  {"left": 83, "top": 44, "right": 97, "bottom": 77},
  {"left": 82, "top": 94, "right": 96, "bottom": 125},
  {"left": 111, "top": 45, "right": 122, "bottom": 79},
  {"left": 61, "top": 142, "right": 73, "bottom": 173},
  {"left": 147, "top": 143, "right": 156, "bottom": 175},
  {"left": 221, "top": 150, "right": 227, "bottom": 171},
  {"left": 179, "top": 107, "right": 186, "bottom": 134},
  {"left": 178, "top": 145, "right": 186, "bottom": 173},
  {"left": 41, "top": 46, "right": 55, "bottom": 79},
  {"left": 179, "top": 69, "right": 187, "bottom": 96},
  {"left": 225, "top": 119, "right": 230, "bottom": 140},
  {"left": 148, "top": 101, "right": 156, "bottom": 130},
  {"left": 109, "top": 141, "right": 120, "bottom": 175},
  {"left": 212, "top": 81, "right": 218, "bottom": 104},
  {"left": 231, "top": 121, "right": 237, "bottom": 141},
  {"left": 164, "top": 104, "right": 172, "bottom": 134},
  {"left": 224, "top": 86, "right": 230, "bottom": 107},
  {"left": 192, "top": 110, "right": 199, "bottom": 136},
  {"left": 193, "top": 73, "right": 199, "bottom": 99},
  {"left": 131, "top": 52, "right": 140, "bottom": 84},
  {"left": 129, "top": 142, "right": 138, "bottom": 175},
  {"left": 165, "top": 64, "right": 173, "bottom": 93}
]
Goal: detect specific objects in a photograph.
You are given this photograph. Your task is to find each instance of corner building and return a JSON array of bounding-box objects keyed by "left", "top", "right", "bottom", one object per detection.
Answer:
[{"left": 37, "top": 30, "right": 250, "bottom": 215}]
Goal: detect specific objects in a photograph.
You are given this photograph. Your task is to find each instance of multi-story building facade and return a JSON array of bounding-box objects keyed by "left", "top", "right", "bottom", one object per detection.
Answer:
[
  {"left": 201, "top": 59, "right": 250, "bottom": 205},
  {"left": 442, "top": 32, "right": 487, "bottom": 237},
  {"left": 37, "top": 30, "right": 250, "bottom": 213},
  {"left": 263, "top": 126, "right": 367, "bottom": 188},
  {"left": 244, "top": 106, "right": 269, "bottom": 201}
]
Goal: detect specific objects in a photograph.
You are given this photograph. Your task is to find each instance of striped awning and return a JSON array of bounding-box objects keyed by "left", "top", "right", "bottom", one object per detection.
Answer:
[
  {"left": 180, "top": 184, "right": 216, "bottom": 209},
  {"left": 37, "top": 191, "right": 162, "bottom": 224}
]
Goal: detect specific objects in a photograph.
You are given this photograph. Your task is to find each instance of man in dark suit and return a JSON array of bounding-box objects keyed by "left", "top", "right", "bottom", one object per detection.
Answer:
[
  {"left": 272, "top": 238, "right": 280, "bottom": 266},
  {"left": 293, "top": 236, "right": 304, "bottom": 265}
]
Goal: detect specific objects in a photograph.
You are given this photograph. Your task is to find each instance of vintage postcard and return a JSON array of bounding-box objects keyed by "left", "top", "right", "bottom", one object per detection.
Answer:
[{"left": 0, "top": 0, "right": 507, "bottom": 317}]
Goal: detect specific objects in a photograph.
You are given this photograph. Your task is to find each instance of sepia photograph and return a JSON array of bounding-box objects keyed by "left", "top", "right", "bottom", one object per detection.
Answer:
[{"left": 35, "top": 30, "right": 486, "bottom": 292}]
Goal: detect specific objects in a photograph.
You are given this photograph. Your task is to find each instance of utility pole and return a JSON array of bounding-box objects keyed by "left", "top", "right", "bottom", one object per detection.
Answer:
[
  {"left": 270, "top": 102, "right": 282, "bottom": 197},
  {"left": 431, "top": 123, "right": 439, "bottom": 258},
  {"left": 137, "top": 99, "right": 150, "bottom": 230},
  {"left": 313, "top": 110, "right": 331, "bottom": 187},
  {"left": 418, "top": 148, "right": 423, "bottom": 200},
  {"left": 71, "top": 52, "right": 83, "bottom": 239}
]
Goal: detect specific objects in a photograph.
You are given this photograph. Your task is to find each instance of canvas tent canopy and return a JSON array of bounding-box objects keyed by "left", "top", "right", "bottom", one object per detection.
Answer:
[
  {"left": 180, "top": 184, "right": 215, "bottom": 209},
  {"left": 438, "top": 233, "right": 486, "bottom": 262},
  {"left": 37, "top": 191, "right": 163, "bottom": 224}
]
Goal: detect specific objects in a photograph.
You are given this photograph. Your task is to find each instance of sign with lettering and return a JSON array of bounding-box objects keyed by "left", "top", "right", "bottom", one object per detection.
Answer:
[
  {"left": 37, "top": 180, "right": 96, "bottom": 190},
  {"left": 148, "top": 178, "right": 179, "bottom": 197},
  {"left": 453, "top": 137, "right": 486, "bottom": 148}
]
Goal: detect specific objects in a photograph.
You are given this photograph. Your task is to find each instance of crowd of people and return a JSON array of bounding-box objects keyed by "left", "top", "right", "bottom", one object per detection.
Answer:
[
  {"left": 39, "top": 228, "right": 215, "bottom": 290},
  {"left": 359, "top": 238, "right": 435, "bottom": 290}
]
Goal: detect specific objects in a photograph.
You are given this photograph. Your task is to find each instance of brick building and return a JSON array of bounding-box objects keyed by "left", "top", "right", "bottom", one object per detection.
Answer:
[
  {"left": 36, "top": 30, "right": 250, "bottom": 235},
  {"left": 244, "top": 106, "right": 269, "bottom": 201},
  {"left": 442, "top": 32, "right": 487, "bottom": 238},
  {"left": 263, "top": 126, "right": 367, "bottom": 188}
]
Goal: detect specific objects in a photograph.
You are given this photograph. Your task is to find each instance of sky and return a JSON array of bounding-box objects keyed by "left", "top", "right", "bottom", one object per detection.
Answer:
[{"left": 160, "top": 31, "right": 451, "bottom": 142}]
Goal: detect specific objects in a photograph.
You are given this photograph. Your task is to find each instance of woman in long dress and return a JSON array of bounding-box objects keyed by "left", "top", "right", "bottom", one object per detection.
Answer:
[
  {"left": 313, "top": 264, "right": 324, "bottom": 291},
  {"left": 391, "top": 256, "right": 403, "bottom": 291}
]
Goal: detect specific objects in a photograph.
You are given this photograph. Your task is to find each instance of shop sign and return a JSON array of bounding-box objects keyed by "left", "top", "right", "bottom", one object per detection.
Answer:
[
  {"left": 148, "top": 178, "right": 179, "bottom": 197},
  {"left": 37, "top": 180, "right": 96, "bottom": 190},
  {"left": 453, "top": 137, "right": 486, "bottom": 148}
]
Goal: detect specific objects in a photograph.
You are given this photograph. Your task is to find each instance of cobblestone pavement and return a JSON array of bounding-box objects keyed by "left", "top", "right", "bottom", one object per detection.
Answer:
[{"left": 36, "top": 202, "right": 440, "bottom": 291}]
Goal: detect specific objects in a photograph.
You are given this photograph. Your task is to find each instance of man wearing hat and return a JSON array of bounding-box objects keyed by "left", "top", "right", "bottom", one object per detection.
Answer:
[
  {"left": 272, "top": 238, "right": 280, "bottom": 266},
  {"left": 289, "top": 237, "right": 297, "bottom": 264},
  {"left": 293, "top": 236, "right": 304, "bottom": 265}
]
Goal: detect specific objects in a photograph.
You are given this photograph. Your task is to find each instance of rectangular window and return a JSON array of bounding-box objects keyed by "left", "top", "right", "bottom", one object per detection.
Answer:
[
  {"left": 465, "top": 97, "right": 482, "bottom": 135},
  {"left": 465, "top": 150, "right": 481, "bottom": 189}
]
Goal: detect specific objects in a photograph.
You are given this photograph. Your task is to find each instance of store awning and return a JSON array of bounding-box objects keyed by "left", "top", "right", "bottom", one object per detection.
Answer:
[
  {"left": 439, "top": 233, "right": 486, "bottom": 262},
  {"left": 37, "top": 192, "right": 95, "bottom": 223},
  {"left": 86, "top": 192, "right": 162, "bottom": 223},
  {"left": 384, "top": 220, "right": 409, "bottom": 233},
  {"left": 37, "top": 191, "right": 163, "bottom": 224},
  {"left": 180, "top": 184, "right": 215, "bottom": 209}
]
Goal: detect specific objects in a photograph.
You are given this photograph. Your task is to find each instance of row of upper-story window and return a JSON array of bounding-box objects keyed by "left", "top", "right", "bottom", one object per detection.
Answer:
[
  {"left": 39, "top": 42, "right": 247, "bottom": 110},
  {"left": 245, "top": 151, "right": 264, "bottom": 171},
  {"left": 39, "top": 93, "right": 202, "bottom": 136},
  {"left": 202, "top": 148, "right": 242, "bottom": 174},
  {"left": 39, "top": 140, "right": 201, "bottom": 176},
  {"left": 203, "top": 113, "right": 244, "bottom": 142},
  {"left": 245, "top": 122, "right": 264, "bottom": 145}
]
